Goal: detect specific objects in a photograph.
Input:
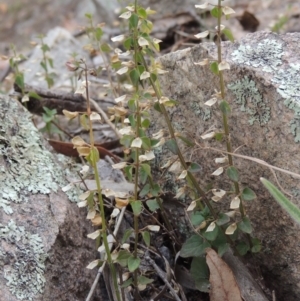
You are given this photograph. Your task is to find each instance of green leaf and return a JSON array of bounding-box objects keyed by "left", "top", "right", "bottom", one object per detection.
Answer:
[
  {"left": 140, "top": 184, "right": 150, "bottom": 198},
  {"left": 211, "top": 6, "right": 222, "bottom": 18},
  {"left": 216, "top": 213, "right": 230, "bottom": 226},
  {"left": 142, "top": 231, "right": 150, "bottom": 247},
  {"left": 122, "top": 229, "right": 133, "bottom": 244},
  {"left": 203, "top": 224, "right": 219, "bottom": 241},
  {"left": 190, "top": 257, "right": 210, "bottom": 292},
  {"left": 131, "top": 200, "right": 142, "bottom": 216},
  {"left": 123, "top": 37, "right": 133, "bottom": 50},
  {"left": 188, "top": 162, "right": 202, "bottom": 173},
  {"left": 226, "top": 166, "right": 239, "bottom": 182},
  {"left": 146, "top": 199, "right": 160, "bottom": 212},
  {"left": 137, "top": 7, "right": 147, "bottom": 19},
  {"left": 165, "top": 138, "right": 179, "bottom": 155},
  {"left": 215, "top": 132, "right": 224, "bottom": 141},
  {"left": 251, "top": 237, "right": 262, "bottom": 253},
  {"left": 41, "top": 44, "right": 50, "bottom": 52},
  {"left": 261, "top": 178, "right": 300, "bottom": 224},
  {"left": 150, "top": 72, "right": 157, "bottom": 83},
  {"left": 150, "top": 184, "right": 160, "bottom": 197},
  {"left": 120, "top": 278, "right": 133, "bottom": 288},
  {"left": 128, "top": 114, "right": 136, "bottom": 127},
  {"left": 210, "top": 61, "right": 219, "bottom": 74},
  {"left": 95, "top": 27, "right": 103, "bottom": 41},
  {"left": 242, "top": 187, "right": 256, "bottom": 201},
  {"left": 128, "top": 99, "right": 136, "bottom": 111},
  {"left": 177, "top": 135, "right": 195, "bottom": 147},
  {"left": 130, "top": 69, "right": 140, "bottom": 86},
  {"left": 142, "top": 118, "right": 151, "bottom": 129},
  {"left": 129, "top": 13, "right": 139, "bottom": 28},
  {"left": 217, "top": 243, "right": 230, "bottom": 256},
  {"left": 222, "top": 28, "right": 234, "bottom": 42},
  {"left": 138, "top": 275, "right": 153, "bottom": 285},
  {"left": 120, "top": 135, "right": 133, "bottom": 148},
  {"left": 28, "top": 91, "right": 42, "bottom": 100},
  {"left": 190, "top": 211, "right": 205, "bottom": 226},
  {"left": 124, "top": 165, "right": 133, "bottom": 182},
  {"left": 141, "top": 137, "right": 151, "bottom": 150},
  {"left": 236, "top": 241, "right": 249, "bottom": 256},
  {"left": 48, "top": 57, "right": 54, "bottom": 68},
  {"left": 101, "top": 43, "right": 111, "bottom": 52},
  {"left": 116, "top": 250, "right": 131, "bottom": 267},
  {"left": 180, "top": 235, "right": 211, "bottom": 257},
  {"left": 219, "top": 100, "right": 231, "bottom": 115},
  {"left": 238, "top": 216, "right": 252, "bottom": 234},
  {"left": 89, "top": 147, "right": 100, "bottom": 163},
  {"left": 15, "top": 73, "right": 24, "bottom": 90},
  {"left": 140, "top": 163, "right": 151, "bottom": 184},
  {"left": 128, "top": 255, "right": 140, "bottom": 272}
]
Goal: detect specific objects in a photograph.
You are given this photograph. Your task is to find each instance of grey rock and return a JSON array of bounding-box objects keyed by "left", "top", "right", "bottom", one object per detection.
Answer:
[{"left": 152, "top": 31, "right": 300, "bottom": 301}]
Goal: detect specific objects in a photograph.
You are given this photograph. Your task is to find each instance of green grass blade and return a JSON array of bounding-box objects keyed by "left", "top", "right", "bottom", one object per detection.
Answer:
[{"left": 260, "top": 177, "right": 300, "bottom": 224}]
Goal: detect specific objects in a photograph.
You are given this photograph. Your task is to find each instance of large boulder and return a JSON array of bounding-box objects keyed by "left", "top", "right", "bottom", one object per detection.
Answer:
[
  {"left": 0, "top": 95, "right": 100, "bottom": 301},
  {"left": 151, "top": 31, "right": 300, "bottom": 301}
]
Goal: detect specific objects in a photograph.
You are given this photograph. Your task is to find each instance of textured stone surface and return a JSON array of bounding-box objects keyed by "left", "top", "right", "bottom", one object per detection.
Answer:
[
  {"left": 0, "top": 95, "right": 100, "bottom": 301},
  {"left": 152, "top": 31, "right": 300, "bottom": 301}
]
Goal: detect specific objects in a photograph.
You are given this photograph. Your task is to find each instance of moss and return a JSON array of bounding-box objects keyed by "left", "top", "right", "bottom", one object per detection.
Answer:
[
  {"left": 0, "top": 220, "right": 46, "bottom": 300},
  {"left": 231, "top": 39, "right": 283, "bottom": 72},
  {"left": 271, "top": 63, "right": 300, "bottom": 142},
  {"left": 228, "top": 76, "right": 271, "bottom": 125}
]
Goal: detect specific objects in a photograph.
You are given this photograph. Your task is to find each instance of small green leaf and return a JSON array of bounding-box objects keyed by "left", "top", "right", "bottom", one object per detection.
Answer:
[
  {"left": 140, "top": 184, "right": 150, "bottom": 198},
  {"left": 177, "top": 135, "right": 195, "bottom": 147},
  {"left": 190, "top": 211, "right": 205, "bottom": 226},
  {"left": 120, "top": 134, "right": 133, "bottom": 148},
  {"left": 122, "top": 228, "right": 133, "bottom": 244},
  {"left": 226, "top": 166, "right": 239, "bottom": 182},
  {"left": 142, "top": 231, "right": 150, "bottom": 247},
  {"left": 28, "top": 91, "right": 42, "bottom": 100},
  {"left": 210, "top": 61, "right": 219, "bottom": 74},
  {"left": 140, "top": 163, "right": 151, "bottom": 184},
  {"left": 215, "top": 132, "right": 224, "bottom": 141},
  {"left": 130, "top": 69, "right": 140, "bottom": 86},
  {"left": 131, "top": 200, "right": 142, "bottom": 216},
  {"left": 190, "top": 257, "right": 210, "bottom": 292},
  {"left": 238, "top": 216, "right": 252, "bottom": 234},
  {"left": 141, "top": 137, "right": 151, "bottom": 150},
  {"left": 124, "top": 37, "right": 133, "bottom": 50},
  {"left": 128, "top": 255, "right": 140, "bottom": 272},
  {"left": 219, "top": 100, "right": 231, "bottom": 115},
  {"left": 41, "top": 44, "right": 50, "bottom": 52},
  {"left": 146, "top": 199, "right": 160, "bottom": 212},
  {"left": 242, "top": 187, "right": 257, "bottom": 201},
  {"left": 150, "top": 184, "right": 160, "bottom": 197},
  {"left": 15, "top": 73, "right": 24, "bottom": 90},
  {"left": 129, "top": 13, "right": 139, "bottom": 28},
  {"left": 216, "top": 213, "right": 230, "bottom": 226},
  {"left": 189, "top": 162, "right": 202, "bottom": 173},
  {"left": 150, "top": 72, "right": 157, "bottom": 83},
  {"left": 142, "top": 118, "right": 151, "bottom": 128},
  {"left": 251, "top": 237, "right": 262, "bottom": 253},
  {"left": 124, "top": 165, "right": 133, "bottom": 182},
  {"left": 128, "top": 99, "right": 136, "bottom": 111},
  {"left": 211, "top": 6, "right": 222, "bottom": 18},
  {"left": 236, "top": 241, "right": 249, "bottom": 256},
  {"left": 222, "top": 28, "right": 234, "bottom": 42},
  {"left": 95, "top": 27, "right": 103, "bottom": 41},
  {"left": 116, "top": 250, "right": 131, "bottom": 267},
  {"left": 261, "top": 178, "right": 300, "bottom": 224},
  {"left": 120, "top": 278, "right": 133, "bottom": 288},
  {"left": 180, "top": 235, "right": 211, "bottom": 257},
  {"left": 138, "top": 275, "right": 153, "bottom": 285},
  {"left": 203, "top": 224, "right": 219, "bottom": 241},
  {"left": 137, "top": 7, "right": 147, "bottom": 19},
  {"left": 217, "top": 243, "right": 230, "bottom": 256},
  {"left": 101, "top": 43, "right": 111, "bottom": 52},
  {"left": 165, "top": 138, "right": 179, "bottom": 155}
]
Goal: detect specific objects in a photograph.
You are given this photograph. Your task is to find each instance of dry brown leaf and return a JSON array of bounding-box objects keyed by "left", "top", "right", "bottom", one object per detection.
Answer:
[{"left": 206, "top": 248, "right": 242, "bottom": 301}]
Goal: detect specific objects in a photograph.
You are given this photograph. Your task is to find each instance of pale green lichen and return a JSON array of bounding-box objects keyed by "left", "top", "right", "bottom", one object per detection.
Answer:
[
  {"left": 0, "top": 96, "right": 81, "bottom": 299},
  {"left": 231, "top": 39, "right": 283, "bottom": 73},
  {"left": 189, "top": 101, "right": 211, "bottom": 121},
  {"left": 271, "top": 63, "right": 300, "bottom": 142},
  {"left": 0, "top": 220, "right": 46, "bottom": 300},
  {"left": 228, "top": 76, "right": 271, "bottom": 125}
]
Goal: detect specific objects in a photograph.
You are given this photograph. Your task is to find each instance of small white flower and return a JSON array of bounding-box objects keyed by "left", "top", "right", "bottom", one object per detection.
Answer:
[
  {"left": 194, "top": 30, "right": 209, "bottom": 39},
  {"left": 119, "top": 11, "right": 132, "bottom": 19},
  {"left": 140, "top": 71, "right": 150, "bottom": 80},
  {"left": 131, "top": 137, "right": 142, "bottom": 148},
  {"left": 195, "top": 3, "right": 209, "bottom": 9},
  {"left": 211, "top": 167, "right": 224, "bottom": 176},
  {"left": 117, "top": 66, "right": 128, "bottom": 75},
  {"left": 138, "top": 37, "right": 149, "bottom": 46},
  {"left": 111, "top": 34, "right": 125, "bottom": 42}
]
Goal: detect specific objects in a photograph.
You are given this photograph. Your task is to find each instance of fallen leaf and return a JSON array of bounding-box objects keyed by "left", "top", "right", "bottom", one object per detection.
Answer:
[{"left": 206, "top": 248, "right": 242, "bottom": 301}]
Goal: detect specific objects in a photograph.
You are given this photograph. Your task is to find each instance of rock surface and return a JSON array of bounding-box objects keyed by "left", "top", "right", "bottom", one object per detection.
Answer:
[
  {"left": 0, "top": 94, "right": 101, "bottom": 301},
  {"left": 152, "top": 31, "right": 300, "bottom": 301}
]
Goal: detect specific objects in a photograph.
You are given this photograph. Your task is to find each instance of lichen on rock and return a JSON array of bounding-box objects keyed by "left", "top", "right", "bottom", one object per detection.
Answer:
[
  {"left": 271, "top": 63, "right": 300, "bottom": 142},
  {"left": 227, "top": 76, "right": 271, "bottom": 125},
  {"left": 0, "top": 220, "right": 47, "bottom": 300},
  {"left": 231, "top": 39, "right": 284, "bottom": 73}
]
